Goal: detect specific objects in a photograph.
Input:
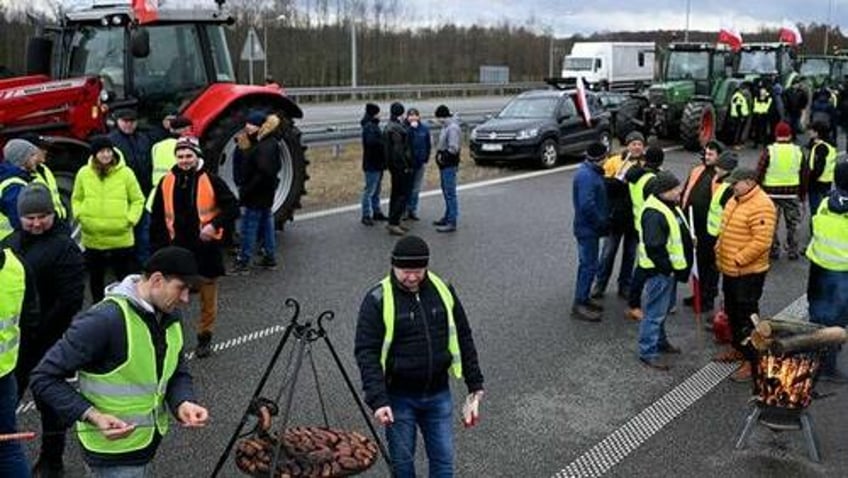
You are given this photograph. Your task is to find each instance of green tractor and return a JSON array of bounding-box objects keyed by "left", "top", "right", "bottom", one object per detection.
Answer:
[
  {"left": 797, "top": 54, "right": 848, "bottom": 88},
  {"left": 735, "top": 42, "right": 798, "bottom": 88},
  {"left": 615, "top": 43, "right": 739, "bottom": 151}
]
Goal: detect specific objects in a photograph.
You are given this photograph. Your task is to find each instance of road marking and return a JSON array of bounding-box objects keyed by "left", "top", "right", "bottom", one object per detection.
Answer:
[
  {"left": 551, "top": 293, "right": 809, "bottom": 478},
  {"left": 295, "top": 145, "right": 685, "bottom": 222}
]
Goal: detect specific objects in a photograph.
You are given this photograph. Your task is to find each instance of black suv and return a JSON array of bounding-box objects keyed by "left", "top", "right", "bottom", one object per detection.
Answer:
[{"left": 470, "top": 86, "right": 611, "bottom": 168}]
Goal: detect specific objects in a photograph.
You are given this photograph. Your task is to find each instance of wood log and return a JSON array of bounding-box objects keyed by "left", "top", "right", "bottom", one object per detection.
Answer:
[
  {"left": 772, "top": 327, "right": 848, "bottom": 354},
  {"left": 749, "top": 330, "right": 774, "bottom": 352},
  {"left": 755, "top": 319, "right": 822, "bottom": 338}
]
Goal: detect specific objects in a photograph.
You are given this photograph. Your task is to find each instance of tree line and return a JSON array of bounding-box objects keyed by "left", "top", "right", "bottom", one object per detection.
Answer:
[{"left": 1, "top": 2, "right": 846, "bottom": 87}]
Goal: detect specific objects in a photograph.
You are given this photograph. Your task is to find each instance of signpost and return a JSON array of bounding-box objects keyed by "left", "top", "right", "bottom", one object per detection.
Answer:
[{"left": 240, "top": 27, "right": 266, "bottom": 85}]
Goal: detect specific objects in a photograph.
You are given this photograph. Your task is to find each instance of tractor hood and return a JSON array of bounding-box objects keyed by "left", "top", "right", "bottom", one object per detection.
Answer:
[{"left": 647, "top": 81, "right": 695, "bottom": 105}]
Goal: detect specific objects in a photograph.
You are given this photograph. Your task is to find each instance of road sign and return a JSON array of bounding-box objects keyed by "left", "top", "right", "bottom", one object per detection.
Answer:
[{"left": 240, "top": 28, "right": 266, "bottom": 61}]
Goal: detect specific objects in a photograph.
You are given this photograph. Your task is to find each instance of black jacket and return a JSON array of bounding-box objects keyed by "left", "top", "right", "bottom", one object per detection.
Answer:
[
  {"left": 150, "top": 165, "right": 239, "bottom": 278},
  {"left": 3, "top": 220, "right": 84, "bottom": 361},
  {"left": 383, "top": 119, "right": 413, "bottom": 173},
  {"left": 30, "top": 276, "right": 196, "bottom": 468},
  {"left": 640, "top": 199, "right": 694, "bottom": 282},
  {"left": 109, "top": 130, "right": 153, "bottom": 196},
  {"left": 361, "top": 115, "right": 386, "bottom": 172},
  {"left": 808, "top": 139, "right": 834, "bottom": 194},
  {"left": 239, "top": 131, "right": 281, "bottom": 209},
  {"left": 354, "top": 272, "right": 484, "bottom": 411},
  {"left": 682, "top": 164, "right": 717, "bottom": 238}
]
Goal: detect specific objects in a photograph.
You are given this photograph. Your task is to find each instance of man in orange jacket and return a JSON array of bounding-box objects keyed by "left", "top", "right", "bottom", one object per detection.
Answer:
[{"left": 714, "top": 167, "right": 777, "bottom": 381}]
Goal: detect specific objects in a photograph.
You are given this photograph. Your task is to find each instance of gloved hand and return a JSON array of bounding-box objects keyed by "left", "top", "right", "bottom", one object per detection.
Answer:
[{"left": 462, "top": 391, "right": 484, "bottom": 428}]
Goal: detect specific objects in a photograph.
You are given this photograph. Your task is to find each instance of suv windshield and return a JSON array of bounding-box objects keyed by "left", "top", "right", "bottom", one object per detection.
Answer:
[
  {"left": 739, "top": 51, "right": 777, "bottom": 74},
  {"left": 666, "top": 51, "right": 709, "bottom": 80},
  {"left": 498, "top": 97, "right": 559, "bottom": 119},
  {"left": 564, "top": 57, "right": 594, "bottom": 71}
]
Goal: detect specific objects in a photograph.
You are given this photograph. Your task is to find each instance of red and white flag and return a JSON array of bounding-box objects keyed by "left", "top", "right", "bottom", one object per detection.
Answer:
[
  {"left": 717, "top": 28, "right": 743, "bottom": 52},
  {"left": 688, "top": 207, "right": 702, "bottom": 316},
  {"left": 132, "top": 0, "right": 159, "bottom": 24},
  {"left": 779, "top": 21, "right": 803, "bottom": 45},
  {"left": 575, "top": 76, "right": 592, "bottom": 127}
]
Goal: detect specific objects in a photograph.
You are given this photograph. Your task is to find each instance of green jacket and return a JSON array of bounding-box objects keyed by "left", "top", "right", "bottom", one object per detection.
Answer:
[{"left": 71, "top": 152, "right": 144, "bottom": 250}]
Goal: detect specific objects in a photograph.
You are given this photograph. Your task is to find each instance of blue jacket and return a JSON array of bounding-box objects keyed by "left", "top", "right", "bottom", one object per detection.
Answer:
[
  {"left": 572, "top": 160, "right": 609, "bottom": 239},
  {"left": 0, "top": 162, "right": 31, "bottom": 231},
  {"left": 30, "top": 275, "right": 196, "bottom": 467},
  {"left": 109, "top": 129, "right": 153, "bottom": 196},
  {"left": 407, "top": 121, "right": 432, "bottom": 168}
]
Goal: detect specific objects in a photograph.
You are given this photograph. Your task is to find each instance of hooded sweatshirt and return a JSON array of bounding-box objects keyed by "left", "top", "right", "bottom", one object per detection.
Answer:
[{"left": 30, "top": 275, "right": 195, "bottom": 468}]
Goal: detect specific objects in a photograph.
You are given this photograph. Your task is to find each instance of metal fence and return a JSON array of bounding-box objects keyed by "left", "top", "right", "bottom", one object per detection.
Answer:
[{"left": 286, "top": 81, "right": 543, "bottom": 103}]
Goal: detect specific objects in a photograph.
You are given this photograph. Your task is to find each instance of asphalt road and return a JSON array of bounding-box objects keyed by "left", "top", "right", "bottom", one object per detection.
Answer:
[{"left": 17, "top": 145, "right": 846, "bottom": 477}]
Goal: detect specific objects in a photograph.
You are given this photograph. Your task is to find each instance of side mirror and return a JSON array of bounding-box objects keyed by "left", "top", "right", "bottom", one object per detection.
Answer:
[{"left": 130, "top": 28, "right": 150, "bottom": 58}]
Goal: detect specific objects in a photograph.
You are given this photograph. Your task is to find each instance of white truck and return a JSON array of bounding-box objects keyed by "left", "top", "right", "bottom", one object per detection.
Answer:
[{"left": 562, "top": 42, "right": 655, "bottom": 91}]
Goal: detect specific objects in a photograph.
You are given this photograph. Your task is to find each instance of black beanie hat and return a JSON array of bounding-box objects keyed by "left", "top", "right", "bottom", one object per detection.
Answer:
[
  {"left": 835, "top": 160, "right": 848, "bottom": 191},
  {"left": 365, "top": 103, "right": 380, "bottom": 117},
  {"left": 89, "top": 135, "right": 114, "bottom": 155},
  {"left": 651, "top": 171, "right": 681, "bottom": 195},
  {"left": 392, "top": 235, "right": 429, "bottom": 269},
  {"left": 715, "top": 151, "right": 739, "bottom": 172},
  {"left": 585, "top": 142, "right": 608, "bottom": 162},
  {"left": 704, "top": 139, "right": 725, "bottom": 153},
  {"left": 434, "top": 105, "right": 452, "bottom": 118},
  {"left": 644, "top": 145, "right": 665, "bottom": 167},
  {"left": 390, "top": 102, "right": 405, "bottom": 118}
]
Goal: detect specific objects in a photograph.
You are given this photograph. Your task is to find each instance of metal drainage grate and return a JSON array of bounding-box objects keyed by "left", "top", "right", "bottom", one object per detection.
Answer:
[{"left": 554, "top": 362, "right": 738, "bottom": 478}]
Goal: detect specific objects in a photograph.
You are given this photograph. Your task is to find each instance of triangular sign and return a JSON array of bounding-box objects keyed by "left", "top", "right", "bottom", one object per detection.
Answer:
[{"left": 240, "top": 28, "right": 266, "bottom": 61}]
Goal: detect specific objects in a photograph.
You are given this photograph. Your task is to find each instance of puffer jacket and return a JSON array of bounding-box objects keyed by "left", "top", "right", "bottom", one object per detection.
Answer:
[
  {"left": 71, "top": 149, "right": 145, "bottom": 250},
  {"left": 715, "top": 185, "right": 777, "bottom": 277}
]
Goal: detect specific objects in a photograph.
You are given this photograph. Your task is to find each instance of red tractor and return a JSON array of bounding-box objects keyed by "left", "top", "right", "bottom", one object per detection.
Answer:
[{"left": 0, "top": 0, "right": 308, "bottom": 228}]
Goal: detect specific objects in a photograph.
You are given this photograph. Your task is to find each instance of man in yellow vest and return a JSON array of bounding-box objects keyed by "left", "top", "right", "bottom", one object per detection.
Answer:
[
  {"left": 751, "top": 86, "right": 773, "bottom": 148},
  {"left": 706, "top": 152, "right": 739, "bottom": 239},
  {"left": 806, "top": 161, "right": 848, "bottom": 383},
  {"left": 0, "top": 139, "right": 39, "bottom": 241},
  {"left": 355, "top": 235, "right": 484, "bottom": 477},
  {"left": 30, "top": 247, "right": 209, "bottom": 477},
  {"left": 806, "top": 121, "right": 838, "bottom": 217},
  {"left": 756, "top": 121, "right": 806, "bottom": 260},
  {"left": 19, "top": 133, "right": 67, "bottom": 220},
  {"left": 0, "top": 247, "right": 39, "bottom": 477},
  {"left": 637, "top": 171, "right": 693, "bottom": 371},
  {"left": 146, "top": 116, "right": 193, "bottom": 212},
  {"left": 728, "top": 84, "right": 751, "bottom": 150},
  {"left": 149, "top": 137, "right": 238, "bottom": 359}
]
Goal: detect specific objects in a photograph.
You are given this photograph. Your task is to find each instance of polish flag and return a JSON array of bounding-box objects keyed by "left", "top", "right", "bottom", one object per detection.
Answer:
[
  {"left": 132, "top": 0, "right": 159, "bottom": 24},
  {"left": 575, "top": 76, "right": 592, "bottom": 127},
  {"left": 717, "top": 28, "right": 743, "bottom": 52},
  {"left": 779, "top": 21, "right": 803, "bottom": 45}
]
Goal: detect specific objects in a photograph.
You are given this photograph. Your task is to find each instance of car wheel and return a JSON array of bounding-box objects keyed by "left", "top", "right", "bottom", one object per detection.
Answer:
[{"left": 538, "top": 139, "right": 558, "bottom": 169}]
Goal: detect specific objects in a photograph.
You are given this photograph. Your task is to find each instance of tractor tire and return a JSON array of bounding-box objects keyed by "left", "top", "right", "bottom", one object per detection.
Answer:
[
  {"left": 203, "top": 101, "right": 309, "bottom": 230},
  {"left": 680, "top": 101, "right": 716, "bottom": 152},
  {"left": 615, "top": 98, "right": 648, "bottom": 144}
]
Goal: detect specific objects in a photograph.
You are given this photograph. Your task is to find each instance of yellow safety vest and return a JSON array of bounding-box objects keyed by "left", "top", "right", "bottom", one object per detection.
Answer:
[
  {"left": 0, "top": 177, "right": 28, "bottom": 241},
  {"left": 810, "top": 140, "right": 837, "bottom": 184},
  {"left": 77, "top": 297, "right": 183, "bottom": 454},
  {"left": 806, "top": 201, "right": 848, "bottom": 271},
  {"left": 753, "top": 97, "right": 772, "bottom": 114},
  {"left": 730, "top": 91, "right": 750, "bottom": 118},
  {"left": 763, "top": 143, "right": 803, "bottom": 187},
  {"left": 630, "top": 172, "right": 655, "bottom": 230},
  {"left": 637, "top": 195, "right": 689, "bottom": 271},
  {"left": 146, "top": 138, "right": 178, "bottom": 212},
  {"left": 379, "top": 272, "right": 462, "bottom": 379},
  {"left": 0, "top": 249, "right": 24, "bottom": 378},
  {"left": 33, "top": 164, "right": 67, "bottom": 219},
  {"left": 707, "top": 182, "right": 732, "bottom": 237}
]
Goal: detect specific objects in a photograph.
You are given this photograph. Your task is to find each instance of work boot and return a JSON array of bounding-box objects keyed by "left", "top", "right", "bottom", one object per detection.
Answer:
[
  {"left": 587, "top": 298, "right": 604, "bottom": 311},
  {"left": 571, "top": 304, "right": 602, "bottom": 322},
  {"left": 640, "top": 357, "right": 670, "bottom": 371},
  {"left": 730, "top": 361, "right": 753, "bottom": 382},
  {"left": 195, "top": 332, "right": 213, "bottom": 359},
  {"left": 625, "top": 307, "right": 643, "bottom": 321},
  {"left": 386, "top": 225, "right": 406, "bottom": 236},
  {"left": 714, "top": 348, "right": 744, "bottom": 363},
  {"left": 372, "top": 212, "right": 389, "bottom": 221}
]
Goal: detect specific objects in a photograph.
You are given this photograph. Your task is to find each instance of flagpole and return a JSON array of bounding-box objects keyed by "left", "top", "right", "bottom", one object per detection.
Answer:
[{"left": 688, "top": 206, "right": 703, "bottom": 346}]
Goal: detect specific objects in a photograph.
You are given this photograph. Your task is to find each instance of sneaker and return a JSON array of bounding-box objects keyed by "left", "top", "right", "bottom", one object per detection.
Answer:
[
  {"left": 228, "top": 262, "right": 250, "bottom": 276},
  {"left": 373, "top": 212, "right": 389, "bottom": 221},
  {"left": 386, "top": 225, "right": 406, "bottom": 236},
  {"left": 436, "top": 224, "right": 457, "bottom": 233},
  {"left": 433, "top": 218, "right": 448, "bottom": 226},
  {"left": 195, "top": 332, "right": 213, "bottom": 359},
  {"left": 257, "top": 257, "right": 278, "bottom": 270},
  {"left": 571, "top": 304, "right": 602, "bottom": 322},
  {"left": 361, "top": 217, "right": 375, "bottom": 226},
  {"left": 625, "top": 308, "right": 643, "bottom": 321}
]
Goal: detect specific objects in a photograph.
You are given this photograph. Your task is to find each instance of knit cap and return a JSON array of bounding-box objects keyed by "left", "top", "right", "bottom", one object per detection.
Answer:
[
  {"left": 715, "top": 151, "right": 739, "bottom": 172},
  {"left": 2, "top": 139, "right": 39, "bottom": 168},
  {"left": 391, "top": 235, "right": 429, "bottom": 269},
  {"left": 17, "top": 183, "right": 54, "bottom": 216},
  {"left": 651, "top": 171, "right": 681, "bottom": 195},
  {"left": 625, "top": 131, "right": 645, "bottom": 145}
]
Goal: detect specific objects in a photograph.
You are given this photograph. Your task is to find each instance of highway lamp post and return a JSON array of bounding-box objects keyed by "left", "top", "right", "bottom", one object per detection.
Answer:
[
  {"left": 351, "top": 19, "right": 357, "bottom": 89},
  {"left": 263, "top": 14, "right": 287, "bottom": 82},
  {"left": 824, "top": 0, "right": 834, "bottom": 54},
  {"left": 684, "top": 0, "right": 691, "bottom": 42}
]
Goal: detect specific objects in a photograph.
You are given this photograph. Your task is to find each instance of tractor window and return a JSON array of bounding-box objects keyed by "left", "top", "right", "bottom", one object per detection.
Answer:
[
  {"left": 666, "top": 51, "right": 709, "bottom": 81},
  {"left": 800, "top": 59, "right": 831, "bottom": 77},
  {"left": 68, "top": 27, "right": 126, "bottom": 98},
  {"left": 738, "top": 51, "right": 777, "bottom": 74},
  {"left": 207, "top": 25, "right": 236, "bottom": 82},
  {"left": 132, "top": 25, "right": 207, "bottom": 96}
]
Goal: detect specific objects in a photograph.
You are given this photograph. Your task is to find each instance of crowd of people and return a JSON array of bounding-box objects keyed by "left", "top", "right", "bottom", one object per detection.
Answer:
[{"left": 571, "top": 119, "right": 848, "bottom": 382}]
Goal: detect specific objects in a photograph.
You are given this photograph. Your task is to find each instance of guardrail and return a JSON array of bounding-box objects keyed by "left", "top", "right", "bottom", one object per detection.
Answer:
[{"left": 287, "top": 82, "right": 545, "bottom": 103}]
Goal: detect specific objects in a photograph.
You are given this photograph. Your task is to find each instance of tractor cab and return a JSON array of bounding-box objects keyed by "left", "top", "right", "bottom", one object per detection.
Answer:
[
  {"left": 663, "top": 43, "right": 733, "bottom": 96},
  {"left": 797, "top": 55, "right": 848, "bottom": 88},
  {"left": 735, "top": 43, "right": 797, "bottom": 87}
]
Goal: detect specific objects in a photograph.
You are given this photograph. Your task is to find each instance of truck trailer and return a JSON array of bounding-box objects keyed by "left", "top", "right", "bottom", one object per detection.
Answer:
[{"left": 562, "top": 42, "right": 655, "bottom": 91}]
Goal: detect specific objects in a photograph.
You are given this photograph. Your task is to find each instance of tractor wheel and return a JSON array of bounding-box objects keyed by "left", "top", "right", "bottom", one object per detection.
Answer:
[
  {"left": 203, "top": 102, "right": 309, "bottom": 229},
  {"left": 680, "top": 101, "right": 716, "bottom": 152},
  {"left": 615, "top": 98, "right": 648, "bottom": 144}
]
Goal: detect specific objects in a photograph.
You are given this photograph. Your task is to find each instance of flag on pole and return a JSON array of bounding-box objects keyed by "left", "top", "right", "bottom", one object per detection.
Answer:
[
  {"left": 575, "top": 76, "right": 592, "bottom": 127},
  {"left": 717, "top": 28, "right": 743, "bottom": 52},
  {"left": 779, "top": 21, "right": 803, "bottom": 45},
  {"left": 132, "top": 0, "right": 159, "bottom": 24},
  {"left": 688, "top": 207, "right": 702, "bottom": 317}
]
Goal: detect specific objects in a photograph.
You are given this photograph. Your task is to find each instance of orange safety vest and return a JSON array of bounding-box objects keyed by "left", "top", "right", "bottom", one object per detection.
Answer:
[
  {"left": 682, "top": 164, "right": 721, "bottom": 210},
  {"left": 161, "top": 172, "right": 223, "bottom": 241}
]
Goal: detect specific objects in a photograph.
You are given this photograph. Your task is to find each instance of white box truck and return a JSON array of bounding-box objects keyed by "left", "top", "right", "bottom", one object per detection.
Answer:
[{"left": 562, "top": 42, "right": 655, "bottom": 91}]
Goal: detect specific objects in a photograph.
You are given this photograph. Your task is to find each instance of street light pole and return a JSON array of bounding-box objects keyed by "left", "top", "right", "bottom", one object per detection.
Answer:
[
  {"left": 824, "top": 0, "right": 834, "bottom": 54},
  {"left": 548, "top": 32, "right": 554, "bottom": 78},
  {"left": 684, "top": 0, "right": 691, "bottom": 42},
  {"left": 351, "top": 19, "right": 357, "bottom": 88},
  {"left": 263, "top": 18, "right": 268, "bottom": 80}
]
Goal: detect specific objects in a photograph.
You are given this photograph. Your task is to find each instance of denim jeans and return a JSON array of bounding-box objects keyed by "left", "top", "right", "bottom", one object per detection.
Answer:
[
  {"left": 239, "top": 207, "right": 275, "bottom": 264},
  {"left": 407, "top": 165, "right": 426, "bottom": 215},
  {"left": 386, "top": 389, "right": 454, "bottom": 478},
  {"left": 595, "top": 228, "right": 638, "bottom": 294},
  {"left": 0, "top": 373, "right": 30, "bottom": 478},
  {"left": 808, "top": 264, "right": 848, "bottom": 374},
  {"left": 628, "top": 266, "right": 648, "bottom": 309},
  {"left": 439, "top": 167, "right": 458, "bottom": 225},
  {"left": 87, "top": 464, "right": 152, "bottom": 478},
  {"left": 575, "top": 236, "right": 600, "bottom": 305},
  {"left": 133, "top": 212, "right": 150, "bottom": 267},
  {"left": 639, "top": 274, "right": 677, "bottom": 360},
  {"left": 361, "top": 170, "right": 384, "bottom": 219}
]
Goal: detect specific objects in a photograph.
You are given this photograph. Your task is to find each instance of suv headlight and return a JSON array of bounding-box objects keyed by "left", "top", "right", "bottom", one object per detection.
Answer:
[
  {"left": 516, "top": 128, "right": 539, "bottom": 140},
  {"left": 470, "top": 127, "right": 478, "bottom": 141}
]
